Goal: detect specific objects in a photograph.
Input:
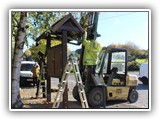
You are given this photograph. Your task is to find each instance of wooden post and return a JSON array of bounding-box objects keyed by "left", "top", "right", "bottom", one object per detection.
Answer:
[
  {"left": 47, "top": 76, "right": 51, "bottom": 101},
  {"left": 62, "top": 30, "right": 68, "bottom": 108},
  {"left": 47, "top": 35, "right": 51, "bottom": 102}
]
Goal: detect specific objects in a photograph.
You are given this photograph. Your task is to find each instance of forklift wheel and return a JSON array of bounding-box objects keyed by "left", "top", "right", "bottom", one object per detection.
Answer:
[
  {"left": 88, "top": 87, "right": 103, "bottom": 107},
  {"left": 128, "top": 89, "right": 138, "bottom": 103},
  {"left": 72, "top": 86, "right": 80, "bottom": 101}
]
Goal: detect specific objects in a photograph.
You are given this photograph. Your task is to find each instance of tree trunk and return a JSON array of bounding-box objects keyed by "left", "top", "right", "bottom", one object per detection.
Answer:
[{"left": 11, "top": 12, "right": 27, "bottom": 108}]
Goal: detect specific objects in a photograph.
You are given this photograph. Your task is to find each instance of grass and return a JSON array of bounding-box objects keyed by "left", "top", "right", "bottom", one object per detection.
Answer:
[{"left": 136, "top": 59, "right": 148, "bottom": 64}]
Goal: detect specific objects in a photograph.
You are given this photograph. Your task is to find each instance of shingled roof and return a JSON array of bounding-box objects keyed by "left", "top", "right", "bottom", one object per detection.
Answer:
[{"left": 36, "top": 13, "right": 84, "bottom": 44}]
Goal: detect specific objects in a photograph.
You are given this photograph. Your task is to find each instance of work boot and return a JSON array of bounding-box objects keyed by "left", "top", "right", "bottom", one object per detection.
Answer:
[{"left": 43, "top": 94, "right": 46, "bottom": 98}]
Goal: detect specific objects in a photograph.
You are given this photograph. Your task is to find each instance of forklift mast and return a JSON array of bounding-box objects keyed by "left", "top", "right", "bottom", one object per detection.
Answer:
[{"left": 85, "top": 12, "right": 99, "bottom": 38}]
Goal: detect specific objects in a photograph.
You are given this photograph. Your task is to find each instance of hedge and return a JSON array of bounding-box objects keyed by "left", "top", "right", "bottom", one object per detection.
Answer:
[{"left": 128, "top": 61, "right": 140, "bottom": 71}]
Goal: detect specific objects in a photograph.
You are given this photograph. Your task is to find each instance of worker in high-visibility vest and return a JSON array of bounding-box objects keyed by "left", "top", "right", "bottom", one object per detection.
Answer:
[
  {"left": 82, "top": 31, "right": 102, "bottom": 66},
  {"left": 82, "top": 31, "right": 102, "bottom": 89},
  {"left": 31, "top": 62, "right": 40, "bottom": 98}
]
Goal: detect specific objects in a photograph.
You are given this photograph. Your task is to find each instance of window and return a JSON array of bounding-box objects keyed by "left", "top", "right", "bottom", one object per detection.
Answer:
[
  {"left": 21, "top": 64, "right": 34, "bottom": 71},
  {"left": 95, "top": 50, "right": 106, "bottom": 73},
  {"left": 111, "top": 52, "right": 125, "bottom": 74},
  {"left": 102, "top": 54, "right": 108, "bottom": 74}
]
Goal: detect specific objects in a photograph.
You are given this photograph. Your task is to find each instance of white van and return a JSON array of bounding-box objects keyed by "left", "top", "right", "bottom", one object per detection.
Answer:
[
  {"left": 20, "top": 61, "right": 39, "bottom": 86},
  {"left": 138, "top": 62, "right": 148, "bottom": 85}
]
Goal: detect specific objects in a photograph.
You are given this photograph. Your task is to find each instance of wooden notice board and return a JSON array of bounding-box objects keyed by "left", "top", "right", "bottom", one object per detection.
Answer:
[{"left": 47, "top": 44, "right": 63, "bottom": 78}]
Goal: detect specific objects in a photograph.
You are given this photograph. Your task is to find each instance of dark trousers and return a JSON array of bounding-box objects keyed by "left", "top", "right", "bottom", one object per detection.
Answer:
[
  {"left": 33, "top": 77, "right": 37, "bottom": 86},
  {"left": 36, "top": 80, "right": 45, "bottom": 98},
  {"left": 84, "top": 65, "right": 96, "bottom": 92},
  {"left": 36, "top": 80, "right": 40, "bottom": 97}
]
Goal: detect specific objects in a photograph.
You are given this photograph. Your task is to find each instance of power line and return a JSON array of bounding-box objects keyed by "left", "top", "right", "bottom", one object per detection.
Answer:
[{"left": 99, "top": 12, "right": 137, "bottom": 21}]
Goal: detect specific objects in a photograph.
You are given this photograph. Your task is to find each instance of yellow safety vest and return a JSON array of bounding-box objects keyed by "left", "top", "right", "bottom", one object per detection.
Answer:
[
  {"left": 82, "top": 32, "right": 102, "bottom": 65},
  {"left": 31, "top": 66, "right": 40, "bottom": 78}
]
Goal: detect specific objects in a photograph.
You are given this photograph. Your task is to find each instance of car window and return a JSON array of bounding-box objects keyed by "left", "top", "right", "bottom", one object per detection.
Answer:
[{"left": 21, "top": 64, "right": 34, "bottom": 71}]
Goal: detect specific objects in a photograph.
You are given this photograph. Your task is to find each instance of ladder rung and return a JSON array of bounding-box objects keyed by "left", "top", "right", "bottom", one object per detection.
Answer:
[
  {"left": 60, "top": 89, "right": 64, "bottom": 92},
  {"left": 77, "top": 81, "right": 82, "bottom": 84},
  {"left": 55, "top": 98, "right": 60, "bottom": 101},
  {"left": 79, "top": 91, "right": 84, "bottom": 93},
  {"left": 62, "top": 80, "right": 67, "bottom": 83},
  {"left": 65, "top": 72, "right": 70, "bottom": 74},
  {"left": 81, "top": 100, "right": 86, "bottom": 103}
]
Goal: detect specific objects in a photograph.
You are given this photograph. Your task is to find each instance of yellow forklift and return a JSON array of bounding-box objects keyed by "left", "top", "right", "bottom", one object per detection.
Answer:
[
  {"left": 73, "top": 47, "right": 138, "bottom": 107},
  {"left": 72, "top": 12, "right": 138, "bottom": 107}
]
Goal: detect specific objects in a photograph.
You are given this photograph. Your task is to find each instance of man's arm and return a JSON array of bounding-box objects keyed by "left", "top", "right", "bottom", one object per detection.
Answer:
[{"left": 82, "top": 31, "right": 89, "bottom": 46}]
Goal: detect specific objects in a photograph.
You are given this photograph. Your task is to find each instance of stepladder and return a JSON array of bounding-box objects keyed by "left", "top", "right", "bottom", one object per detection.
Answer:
[{"left": 52, "top": 60, "right": 89, "bottom": 108}]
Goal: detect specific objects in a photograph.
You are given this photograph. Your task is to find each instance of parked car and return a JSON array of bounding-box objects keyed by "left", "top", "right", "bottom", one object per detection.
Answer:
[
  {"left": 138, "top": 62, "right": 148, "bottom": 85},
  {"left": 20, "top": 61, "right": 38, "bottom": 87}
]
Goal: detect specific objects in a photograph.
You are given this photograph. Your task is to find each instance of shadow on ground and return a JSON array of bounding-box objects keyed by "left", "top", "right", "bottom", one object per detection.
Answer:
[
  {"left": 23, "top": 103, "right": 53, "bottom": 109},
  {"left": 137, "top": 84, "right": 148, "bottom": 90},
  {"left": 22, "top": 100, "right": 139, "bottom": 109}
]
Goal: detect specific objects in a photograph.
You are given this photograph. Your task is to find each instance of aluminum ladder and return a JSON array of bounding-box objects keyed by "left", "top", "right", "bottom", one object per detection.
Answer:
[{"left": 52, "top": 60, "right": 89, "bottom": 108}]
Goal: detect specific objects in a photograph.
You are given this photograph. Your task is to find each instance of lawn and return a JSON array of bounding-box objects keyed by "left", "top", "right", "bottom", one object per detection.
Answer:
[{"left": 136, "top": 59, "right": 148, "bottom": 64}]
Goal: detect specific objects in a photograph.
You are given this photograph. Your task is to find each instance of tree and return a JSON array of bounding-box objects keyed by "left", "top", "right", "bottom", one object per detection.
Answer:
[
  {"left": 110, "top": 42, "right": 148, "bottom": 61},
  {"left": 27, "top": 12, "right": 75, "bottom": 41},
  {"left": 11, "top": 12, "right": 28, "bottom": 108}
]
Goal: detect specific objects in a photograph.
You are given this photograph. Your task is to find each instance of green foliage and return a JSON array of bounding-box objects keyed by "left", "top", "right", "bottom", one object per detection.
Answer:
[
  {"left": 79, "top": 12, "right": 89, "bottom": 30},
  {"left": 11, "top": 12, "right": 20, "bottom": 39},
  {"left": 27, "top": 12, "right": 61, "bottom": 40},
  {"left": 136, "top": 50, "right": 148, "bottom": 59},
  {"left": 11, "top": 12, "right": 20, "bottom": 59},
  {"left": 22, "top": 49, "right": 31, "bottom": 59},
  {"left": 128, "top": 61, "right": 140, "bottom": 71},
  {"left": 109, "top": 42, "right": 148, "bottom": 71},
  {"left": 28, "top": 39, "right": 62, "bottom": 61},
  {"left": 27, "top": 12, "right": 81, "bottom": 40},
  {"left": 110, "top": 42, "right": 148, "bottom": 61}
]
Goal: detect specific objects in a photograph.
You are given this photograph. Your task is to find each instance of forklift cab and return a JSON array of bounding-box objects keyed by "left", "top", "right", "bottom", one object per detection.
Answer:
[
  {"left": 82, "top": 47, "right": 137, "bottom": 107},
  {"left": 95, "top": 48, "right": 128, "bottom": 86}
]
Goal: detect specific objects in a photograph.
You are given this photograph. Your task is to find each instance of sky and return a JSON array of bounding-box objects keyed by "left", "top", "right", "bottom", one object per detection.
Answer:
[
  {"left": 24, "top": 11, "right": 149, "bottom": 52},
  {"left": 68, "top": 11, "right": 149, "bottom": 51}
]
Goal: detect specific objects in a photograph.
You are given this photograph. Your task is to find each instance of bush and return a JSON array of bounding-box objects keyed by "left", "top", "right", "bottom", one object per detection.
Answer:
[{"left": 128, "top": 61, "right": 140, "bottom": 71}]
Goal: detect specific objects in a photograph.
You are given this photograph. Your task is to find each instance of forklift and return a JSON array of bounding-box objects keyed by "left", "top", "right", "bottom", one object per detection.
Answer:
[
  {"left": 73, "top": 46, "right": 138, "bottom": 107},
  {"left": 72, "top": 12, "right": 139, "bottom": 107}
]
